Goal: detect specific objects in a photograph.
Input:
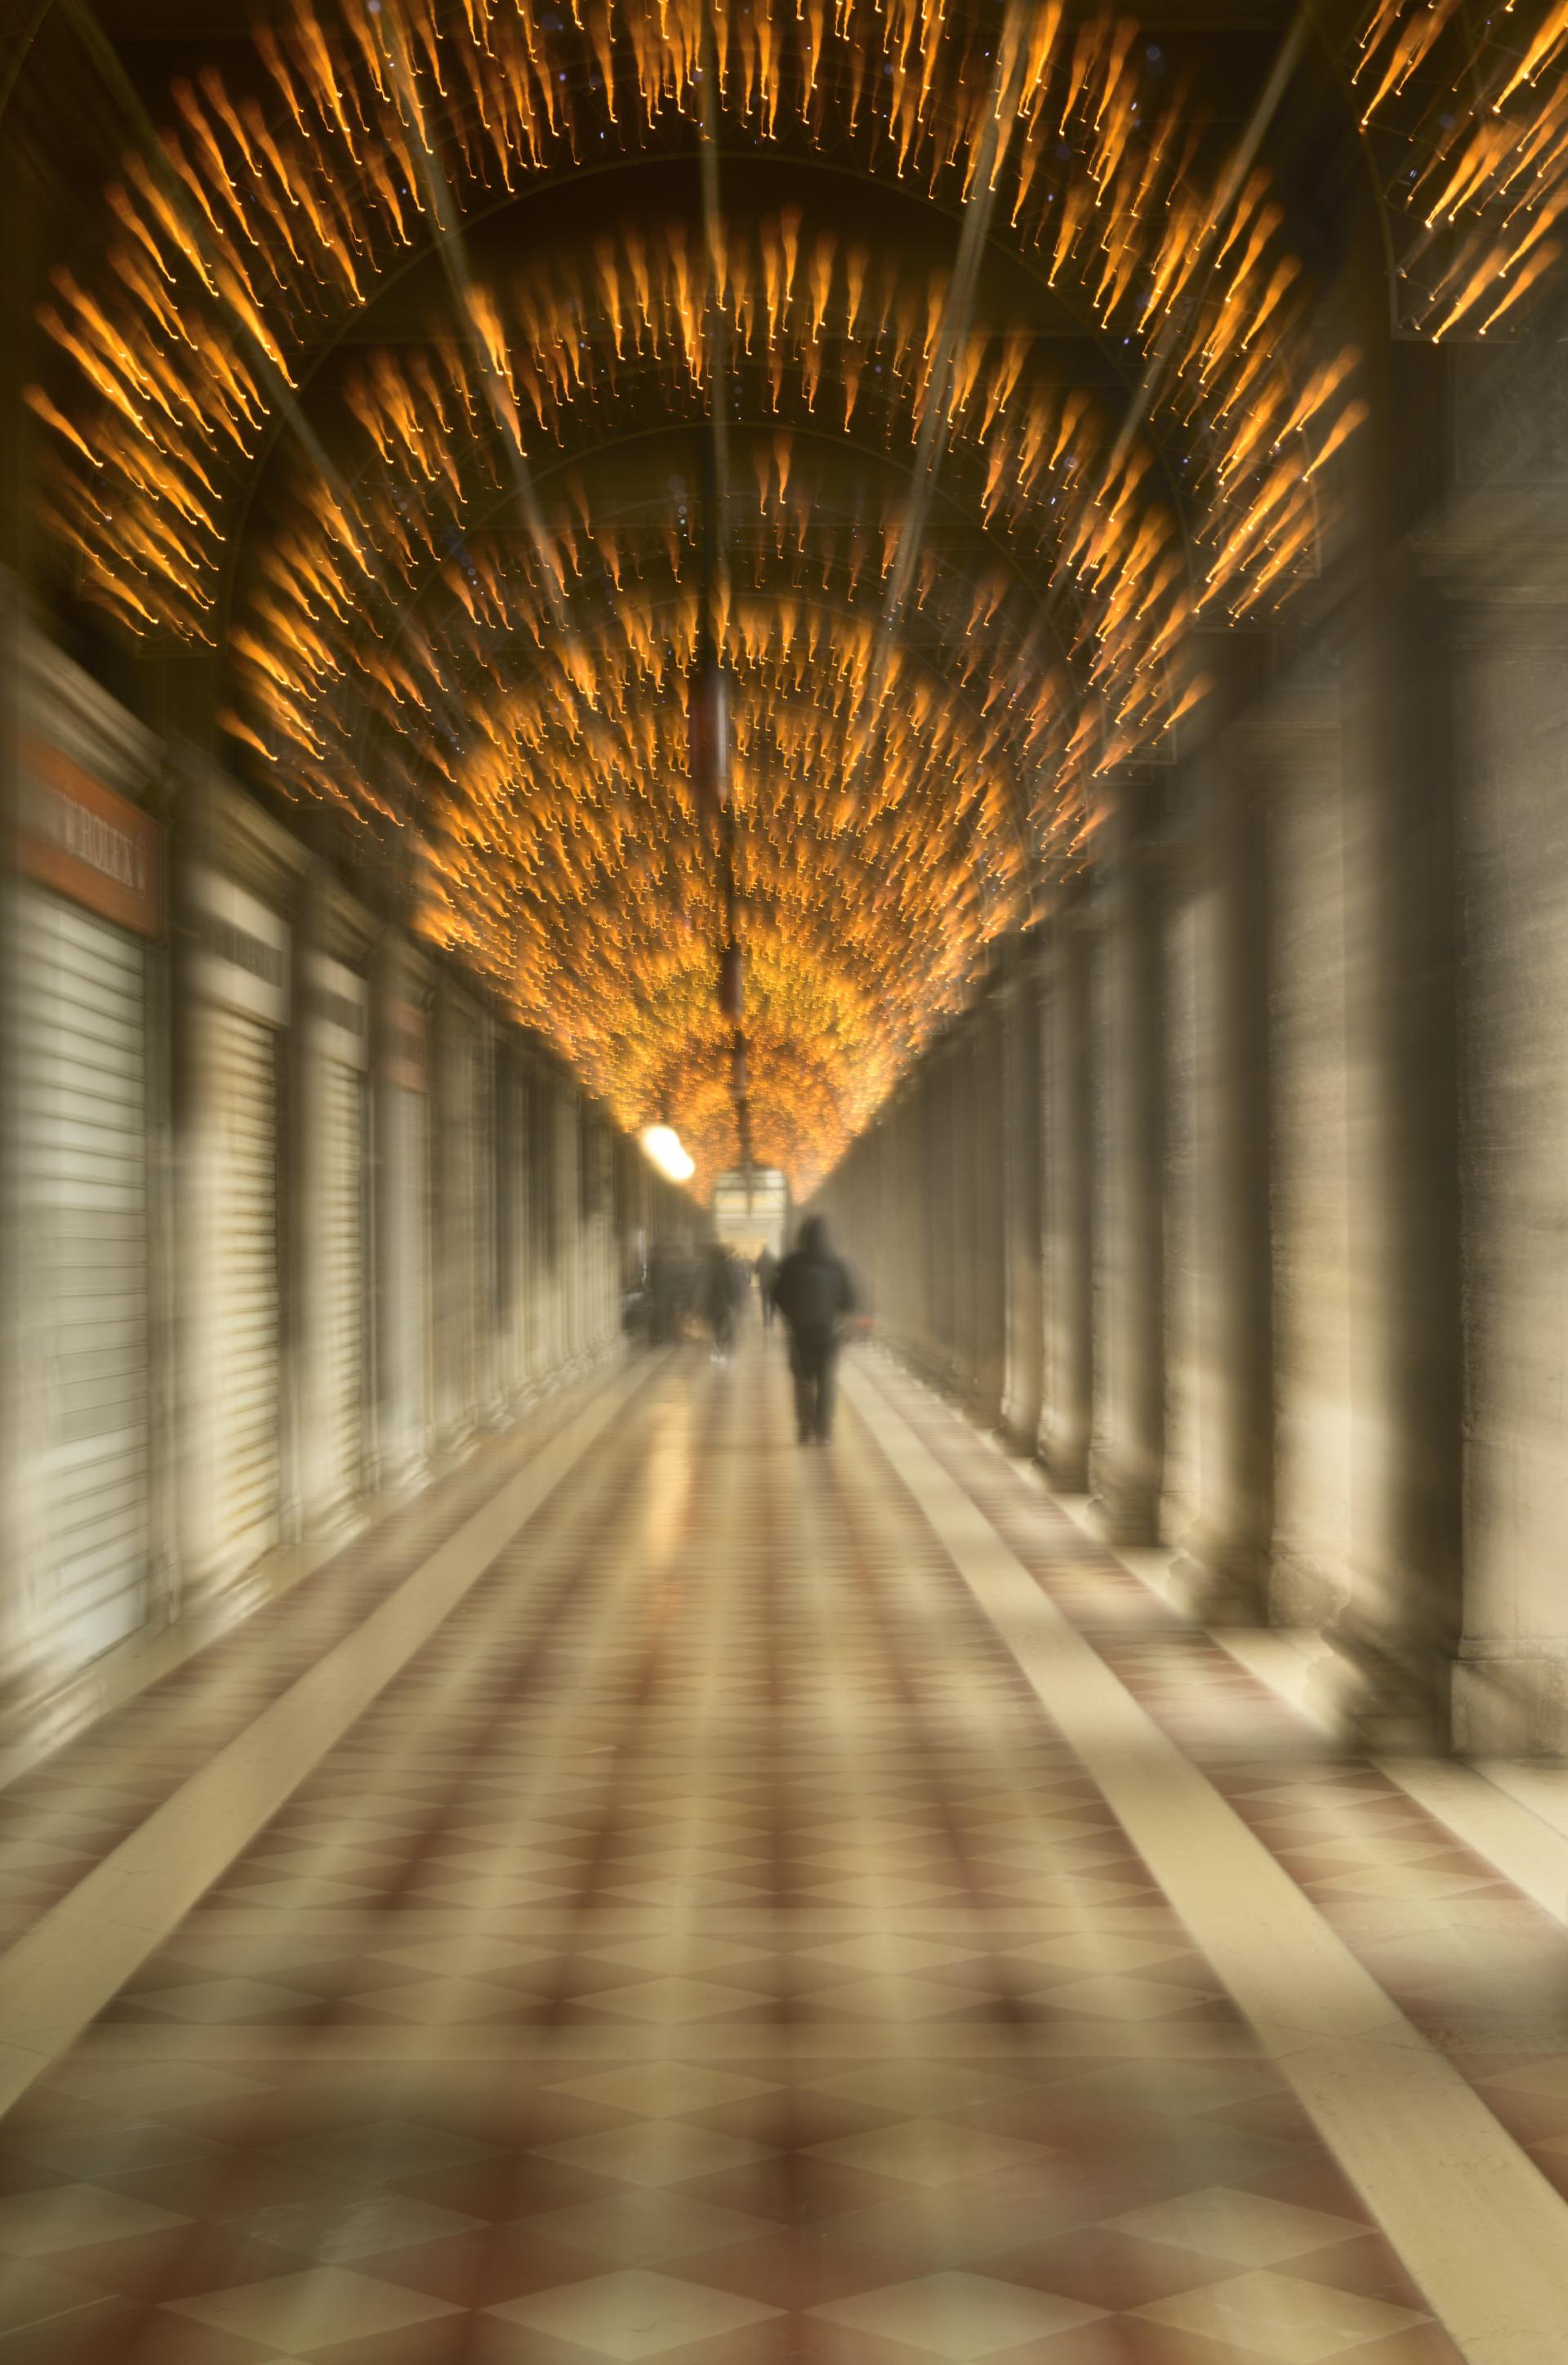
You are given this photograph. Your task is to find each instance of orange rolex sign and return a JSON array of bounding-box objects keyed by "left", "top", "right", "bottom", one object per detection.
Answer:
[{"left": 18, "top": 736, "right": 163, "bottom": 939}]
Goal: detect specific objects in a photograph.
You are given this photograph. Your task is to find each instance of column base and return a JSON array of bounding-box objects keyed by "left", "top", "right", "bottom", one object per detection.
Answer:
[
  {"left": 1267, "top": 1545, "right": 1352, "bottom": 1635},
  {"left": 1086, "top": 1472, "right": 1161, "bottom": 1549},
  {"left": 1165, "top": 1543, "right": 1267, "bottom": 1626},
  {"left": 1316, "top": 1623, "right": 1454, "bottom": 1753},
  {"left": 1452, "top": 1644, "right": 1568, "bottom": 1756},
  {"left": 1038, "top": 1426, "right": 1089, "bottom": 1493},
  {"left": 1001, "top": 1390, "right": 1044, "bottom": 1456}
]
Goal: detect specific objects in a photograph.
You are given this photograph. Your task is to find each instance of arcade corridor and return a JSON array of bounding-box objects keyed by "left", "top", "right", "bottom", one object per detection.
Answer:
[
  {"left": 2, "top": 1335, "right": 1568, "bottom": 2363},
  {"left": 12, "top": 0, "right": 1568, "bottom": 2358}
]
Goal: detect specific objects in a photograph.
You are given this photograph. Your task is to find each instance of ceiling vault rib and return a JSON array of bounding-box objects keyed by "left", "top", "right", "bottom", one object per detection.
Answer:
[{"left": 23, "top": 0, "right": 1432, "bottom": 1189}]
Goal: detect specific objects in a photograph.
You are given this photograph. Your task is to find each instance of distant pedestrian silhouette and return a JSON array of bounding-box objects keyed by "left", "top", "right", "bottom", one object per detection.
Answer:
[
  {"left": 771, "top": 1216, "right": 856, "bottom": 1443},
  {"left": 754, "top": 1245, "right": 779, "bottom": 1328},
  {"left": 701, "top": 1243, "right": 745, "bottom": 1362}
]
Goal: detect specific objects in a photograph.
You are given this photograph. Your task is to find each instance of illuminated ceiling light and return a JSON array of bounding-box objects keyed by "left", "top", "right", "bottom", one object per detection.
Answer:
[
  {"left": 25, "top": 0, "right": 1387, "bottom": 1192},
  {"left": 641, "top": 1124, "right": 696, "bottom": 1183}
]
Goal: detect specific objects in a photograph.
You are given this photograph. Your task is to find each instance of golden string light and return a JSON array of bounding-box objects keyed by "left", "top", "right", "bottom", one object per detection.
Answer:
[
  {"left": 410, "top": 593, "right": 1027, "bottom": 1190},
  {"left": 33, "top": 0, "right": 1356, "bottom": 640},
  {"left": 1354, "top": 0, "right": 1568, "bottom": 336},
  {"left": 198, "top": 198, "right": 1227, "bottom": 1190},
  {"left": 234, "top": 222, "right": 1192, "bottom": 801},
  {"left": 24, "top": 0, "right": 1371, "bottom": 1182}
]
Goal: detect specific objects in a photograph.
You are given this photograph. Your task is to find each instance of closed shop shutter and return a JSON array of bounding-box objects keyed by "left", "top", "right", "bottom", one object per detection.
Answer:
[
  {"left": 15, "top": 889, "right": 151, "bottom": 1670},
  {"left": 210, "top": 1004, "right": 281, "bottom": 1587},
  {"left": 321, "top": 1054, "right": 366, "bottom": 1515}
]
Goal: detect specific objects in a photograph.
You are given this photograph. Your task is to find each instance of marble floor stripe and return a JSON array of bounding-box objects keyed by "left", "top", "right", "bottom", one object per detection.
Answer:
[
  {"left": 869, "top": 1362, "right": 1568, "bottom": 2224},
  {"left": 846, "top": 1353, "right": 1568, "bottom": 2365},
  {"left": 0, "top": 1365, "right": 633, "bottom": 1909},
  {"left": 0, "top": 1357, "right": 658, "bottom": 2118},
  {"left": 0, "top": 1333, "right": 1522, "bottom": 2364}
]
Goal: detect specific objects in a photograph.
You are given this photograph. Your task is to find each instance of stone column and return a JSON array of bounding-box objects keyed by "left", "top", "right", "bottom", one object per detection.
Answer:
[
  {"left": 1089, "top": 786, "right": 1165, "bottom": 1544},
  {"left": 1338, "top": 560, "right": 1463, "bottom": 1743},
  {"left": 559, "top": 1082, "right": 584, "bottom": 1368},
  {"left": 1160, "top": 799, "right": 1202, "bottom": 1560},
  {"left": 972, "top": 989, "right": 1009, "bottom": 1424},
  {"left": 865, "top": 1113, "right": 890, "bottom": 1327},
  {"left": 1286, "top": 329, "right": 1459, "bottom": 1747},
  {"left": 950, "top": 1029, "right": 981, "bottom": 1398},
  {"left": 537, "top": 1073, "right": 561, "bottom": 1380},
  {"left": 926, "top": 1045, "right": 957, "bottom": 1385},
  {"left": 1039, "top": 898, "right": 1094, "bottom": 1489},
  {"left": 1435, "top": 484, "right": 1568, "bottom": 1750},
  {"left": 474, "top": 1015, "right": 503, "bottom": 1422},
  {"left": 1001, "top": 951, "right": 1045, "bottom": 1452},
  {"left": 492, "top": 1039, "right": 526, "bottom": 1405},
  {"left": 906, "top": 1085, "right": 933, "bottom": 1368},
  {"left": 1263, "top": 667, "right": 1356, "bottom": 1637},
  {"left": 590, "top": 1108, "right": 618, "bottom": 1354},
  {"left": 1169, "top": 734, "right": 1275, "bottom": 1619}
]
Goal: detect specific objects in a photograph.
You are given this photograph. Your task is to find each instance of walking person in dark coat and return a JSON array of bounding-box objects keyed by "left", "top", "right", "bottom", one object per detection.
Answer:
[
  {"left": 701, "top": 1243, "right": 743, "bottom": 1362},
  {"left": 754, "top": 1245, "right": 779, "bottom": 1328},
  {"left": 771, "top": 1216, "right": 856, "bottom": 1443}
]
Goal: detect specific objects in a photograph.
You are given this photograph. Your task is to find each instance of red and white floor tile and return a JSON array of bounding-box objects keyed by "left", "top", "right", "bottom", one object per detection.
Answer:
[{"left": 3, "top": 1334, "right": 1561, "bottom": 2358}]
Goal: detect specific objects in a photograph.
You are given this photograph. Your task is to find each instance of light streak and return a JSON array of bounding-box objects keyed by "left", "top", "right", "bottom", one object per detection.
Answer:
[
  {"left": 1355, "top": 0, "right": 1568, "bottom": 335},
  {"left": 30, "top": 0, "right": 1375, "bottom": 1180}
]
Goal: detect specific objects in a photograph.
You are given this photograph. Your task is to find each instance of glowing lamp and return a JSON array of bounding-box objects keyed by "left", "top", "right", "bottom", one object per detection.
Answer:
[{"left": 640, "top": 1124, "right": 695, "bottom": 1182}]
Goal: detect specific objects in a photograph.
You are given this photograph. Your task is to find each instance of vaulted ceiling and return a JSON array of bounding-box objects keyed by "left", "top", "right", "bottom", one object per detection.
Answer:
[{"left": 20, "top": 0, "right": 1568, "bottom": 1186}]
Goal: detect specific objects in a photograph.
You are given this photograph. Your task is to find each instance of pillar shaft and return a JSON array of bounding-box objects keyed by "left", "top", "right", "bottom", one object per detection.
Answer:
[
  {"left": 1089, "top": 796, "right": 1165, "bottom": 1542},
  {"left": 1262, "top": 676, "right": 1356, "bottom": 1634},
  {"left": 1169, "top": 740, "right": 1274, "bottom": 1616},
  {"left": 1001, "top": 958, "right": 1045, "bottom": 1451},
  {"left": 1340, "top": 568, "right": 1463, "bottom": 1740},
  {"left": 1437, "top": 488, "right": 1568, "bottom": 1750},
  {"left": 1040, "top": 905, "right": 1094, "bottom": 1489},
  {"left": 970, "top": 995, "right": 1009, "bottom": 1423}
]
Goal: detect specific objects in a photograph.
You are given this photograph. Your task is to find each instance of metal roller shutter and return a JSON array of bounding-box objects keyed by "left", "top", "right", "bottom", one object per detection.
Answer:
[
  {"left": 15, "top": 890, "right": 151, "bottom": 1671},
  {"left": 321, "top": 1055, "right": 366, "bottom": 1516},
  {"left": 210, "top": 1005, "right": 281, "bottom": 1586}
]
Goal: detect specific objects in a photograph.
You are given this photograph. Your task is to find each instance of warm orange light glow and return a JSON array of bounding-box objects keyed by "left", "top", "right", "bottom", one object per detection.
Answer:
[
  {"left": 1355, "top": 0, "right": 1568, "bottom": 337},
  {"left": 28, "top": 0, "right": 1379, "bottom": 1185}
]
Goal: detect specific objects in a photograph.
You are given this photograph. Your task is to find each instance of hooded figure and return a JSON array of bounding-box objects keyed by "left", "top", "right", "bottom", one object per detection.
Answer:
[
  {"left": 701, "top": 1242, "right": 743, "bottom": 1359},
  {"left": 770, "top": 1216, "right": 857, "bottom": 1443}
]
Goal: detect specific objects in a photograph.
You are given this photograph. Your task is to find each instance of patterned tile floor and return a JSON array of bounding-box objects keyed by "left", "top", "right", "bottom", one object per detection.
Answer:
[
  {"left": 0, "top": 1384, "right": 607, "bottom": 1938},
  {"left": 4, "top": 1334, "right": 1561, "bottom": 2359},
  {"left": 880, "top": 1376, "right": 1568, "bottom": 2211}
]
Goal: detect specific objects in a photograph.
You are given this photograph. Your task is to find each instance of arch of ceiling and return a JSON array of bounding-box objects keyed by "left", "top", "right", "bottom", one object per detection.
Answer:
[
  {"left": 410, "top": 606, "right": 1031, "bottom": 1188},
  {"left": 36, "top": 0, "right": 1361, "bottom": 652},
  {"left": 228, "top": 221, "right": 1196, "bottom": 811},
  {"left": 37, "top": 0, "right": 1565, "bottom": 1181},
  {"left": 1346, "top": 0, "right": 1568, "bottom": 340},
  {"left": 225, "top": 275, "right": 1138, "bottom": 1188}
]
